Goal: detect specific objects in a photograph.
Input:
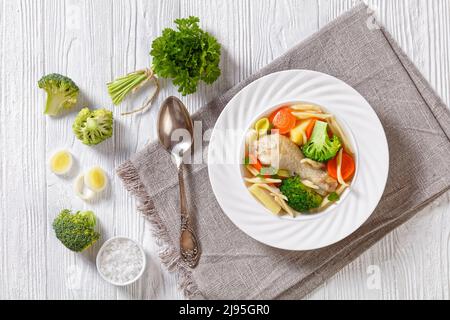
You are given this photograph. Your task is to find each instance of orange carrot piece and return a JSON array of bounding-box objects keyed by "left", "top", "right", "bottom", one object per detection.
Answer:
[
  {"left": 305, "top": 118, "right": 318, "bottom": 139},
  {"left": 327, "top": 151, "right": 355, "bottom": 181},
  {"left": 248, "top": 154, "right": 262, "bottom": 172},
  {"left": 272, "top": 108, "right": 296, "bottom": 134},
  {"left": 268, "top": 107, "right": 286, "bottom": 123}
]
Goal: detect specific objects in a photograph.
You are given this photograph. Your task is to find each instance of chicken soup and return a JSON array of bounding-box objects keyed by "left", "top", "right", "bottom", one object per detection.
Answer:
[{"left": 243, "top": 102, "right": 356, "bottom": 216}]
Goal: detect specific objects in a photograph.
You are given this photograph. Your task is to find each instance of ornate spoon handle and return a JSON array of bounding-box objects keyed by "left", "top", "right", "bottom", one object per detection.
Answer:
[{"left": 178, "top": 164, "right": 200, "bottom": 268}]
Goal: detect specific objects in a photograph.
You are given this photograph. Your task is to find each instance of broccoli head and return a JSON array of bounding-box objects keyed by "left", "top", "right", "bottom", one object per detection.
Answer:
[
  {"left": 280, "top": 176, "right": 323, "bottom": 212},
  {"left": 302, "top": 120, "right": 341, "bottom": 162},
  {"left": 73, "top": 108, "right": 113, "bottom": 146},
  {"left": 53, "top": 209, "right": 100, "bottom": 252},
  {"left": 38, "top": 73, "right": 79, "bottom": 116}
]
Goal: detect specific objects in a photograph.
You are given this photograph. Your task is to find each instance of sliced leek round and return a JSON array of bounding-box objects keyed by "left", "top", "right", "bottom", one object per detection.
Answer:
[
  {"left": 74, "top": 174, "right": 96, "bottom": 201},
  {"left": 254, "top": 117, "right": 270, "bottom": 134},
  {"left": 49, "top": 150, "right": 73, "bottom": 175},
  {"left": 84, "top": 167, "right": 108, "bottom": 193}
]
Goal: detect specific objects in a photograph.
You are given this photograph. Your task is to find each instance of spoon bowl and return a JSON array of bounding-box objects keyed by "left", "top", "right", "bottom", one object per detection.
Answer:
[{"left": 157, "top": 96, "right": 194, "bottom": 166}]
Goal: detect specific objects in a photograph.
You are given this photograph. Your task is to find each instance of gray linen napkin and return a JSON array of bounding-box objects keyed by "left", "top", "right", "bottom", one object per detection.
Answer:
[{"left": 117, "top": 3, "right": 450, "bottom": 299}]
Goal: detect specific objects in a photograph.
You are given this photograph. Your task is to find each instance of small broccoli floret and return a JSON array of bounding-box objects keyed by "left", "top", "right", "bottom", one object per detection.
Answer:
[
  {"left": 73, "top": 108, "right": 113, "bottom": 146},
  {"left": 52, "top": 209, "right": 100, "bottom": 252},
  {"left": 302, "top": 121, "right": 341, "bottom": 162},
  {"left": 38, "top": 73, "right": 79, "bottom": 116},
  {"left": 280, "top": 176, "right": 323, "bottom": 212}
]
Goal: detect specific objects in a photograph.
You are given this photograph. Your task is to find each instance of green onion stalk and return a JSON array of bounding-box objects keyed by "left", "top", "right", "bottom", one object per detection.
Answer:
[{"left": 107, "top": 68, "right": 160, "bottom": 116}]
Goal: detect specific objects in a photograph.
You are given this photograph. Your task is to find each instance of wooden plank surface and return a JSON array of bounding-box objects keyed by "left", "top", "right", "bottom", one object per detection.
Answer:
[{"left": 0, "top": 0, "right": 449, "bottom": 300}]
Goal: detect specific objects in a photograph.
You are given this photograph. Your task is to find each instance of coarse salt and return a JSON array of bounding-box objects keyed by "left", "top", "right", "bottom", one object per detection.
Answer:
[{"left": 98, "top": 237, "right": 144, "bottom": 284}]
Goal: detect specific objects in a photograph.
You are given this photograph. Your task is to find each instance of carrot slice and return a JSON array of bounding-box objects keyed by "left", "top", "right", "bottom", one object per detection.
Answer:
[
  {"left": 305, "top": 118, "right": 318, "bottom": 139},
  {"left": 327, "top": 151, "right": 355, "bottom": 181},
  {"left": 268, "top": 107, "right": 286, "bottom": 123},
  {"left": 272, "top": 108, "right": 296, "bottom": 134},
  {"left": 248, "top": 154, "right": 262, "bottom": 172}
]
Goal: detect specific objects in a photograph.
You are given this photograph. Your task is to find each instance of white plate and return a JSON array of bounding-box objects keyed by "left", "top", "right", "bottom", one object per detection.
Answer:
[{"left": 207, "top": 70, "right": 389, "bottom": 251}]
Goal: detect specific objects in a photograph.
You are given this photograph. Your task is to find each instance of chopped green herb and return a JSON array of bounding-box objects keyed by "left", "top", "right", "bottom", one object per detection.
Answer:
[{"left": 327, "top": 192, "right": 340, "bottom": 202}]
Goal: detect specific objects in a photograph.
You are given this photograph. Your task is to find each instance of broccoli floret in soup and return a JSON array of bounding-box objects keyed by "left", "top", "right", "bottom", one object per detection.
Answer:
[
  {"left": 302, "top": 120, "right": 341, "bottom": 162},
  {"left": 280, "top": 176, "right": 323, "bottom": 212}
]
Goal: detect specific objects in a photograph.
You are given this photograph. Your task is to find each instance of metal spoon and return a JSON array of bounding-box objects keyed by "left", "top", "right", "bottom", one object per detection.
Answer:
[{"left": 157, "top": 96, "right": 200, "bottom": 268}]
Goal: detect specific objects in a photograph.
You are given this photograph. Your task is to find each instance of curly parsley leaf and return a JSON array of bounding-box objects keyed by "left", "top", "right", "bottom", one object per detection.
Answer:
[{"left": 150, "top": 16, "right": 221, "bottom": 96}]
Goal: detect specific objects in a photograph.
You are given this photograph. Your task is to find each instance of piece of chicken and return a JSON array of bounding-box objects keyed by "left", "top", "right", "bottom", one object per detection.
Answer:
[{"left": 255, "top": 133, "right": 337, "bottom": 194}]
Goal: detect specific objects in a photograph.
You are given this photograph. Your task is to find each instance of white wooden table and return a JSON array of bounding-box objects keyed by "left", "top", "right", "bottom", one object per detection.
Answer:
[{"left": 1, "top": 0, "right": 449, "bottom": 300}]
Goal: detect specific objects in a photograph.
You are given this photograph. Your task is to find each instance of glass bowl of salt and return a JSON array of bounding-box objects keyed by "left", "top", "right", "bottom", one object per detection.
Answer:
[{"left": 96, "top": 236, "right": 147, "bottom": 286}]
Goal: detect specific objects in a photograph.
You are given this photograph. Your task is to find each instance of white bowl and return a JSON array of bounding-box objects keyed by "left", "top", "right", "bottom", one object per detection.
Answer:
[
  {"left": 208, "top": 69, "right": 389, "bottom": 251},
  {"left": 96, "top": 236, "right": 147, "bottom": 286}
]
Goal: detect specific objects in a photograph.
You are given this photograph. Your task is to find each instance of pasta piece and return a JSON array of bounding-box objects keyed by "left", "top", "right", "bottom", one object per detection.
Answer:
[
  {"left": 248, "top": 185, "right": 282, "bottom": 215},
  {"left": 300, "top": 158, "right": 325, "bottom": 169},
  {"left": 257, "top": 184, "right": 288, "bottom": 201},
  {"left": 274, "top": 196, "right": 295, "bottom": 217},
  {"left": 291, "top": 112, "right": 332, "bottom": 120},
  {"left": 336, "top": 149, "right": 349, "bottom": 187},
  {"left": 245, "top": 165, "right": 260, "bottom": 176},
  {"left": 301, "top": 179, "right": 320, "bottom": 190},
  {"left": 290, "top": 104, "right": 323, "bottom": 113},
  {"left": 244, "top": 177, "right": 283, "bottom": 184},
  {"left": 301, "top": 130, "right": 308, "bottom": 146},
  {"left": 327, "top": 117, "right": 354, "bottom": 154},
  {"left": 319, "top": 184, "right": 347, "bottom": 209},
  {"left": 270, "top": 192, "right": 289, "bottom": 202}
]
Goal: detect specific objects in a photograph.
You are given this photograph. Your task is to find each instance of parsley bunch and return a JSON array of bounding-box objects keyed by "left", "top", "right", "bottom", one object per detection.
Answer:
[
  {"left": 152, "top": 16, "right": 221, "bottom": 96},
  {"left": 107, "top": 16, "right": 221, "bottom": 115}
]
